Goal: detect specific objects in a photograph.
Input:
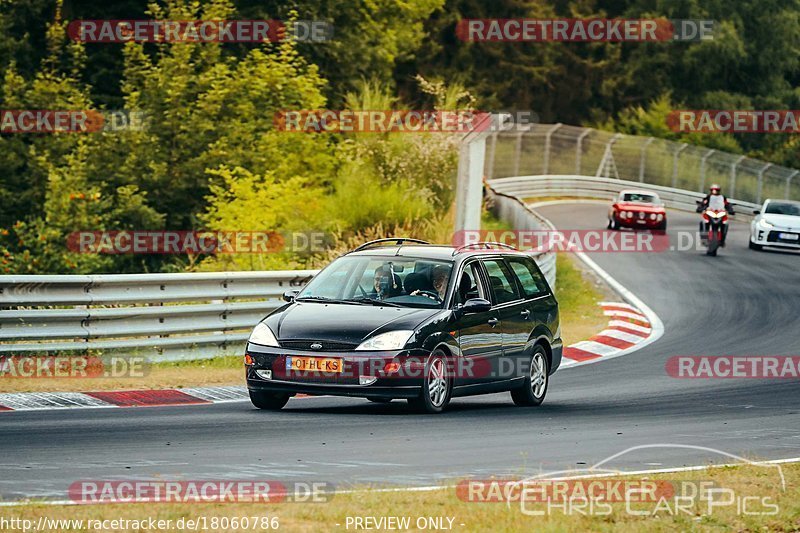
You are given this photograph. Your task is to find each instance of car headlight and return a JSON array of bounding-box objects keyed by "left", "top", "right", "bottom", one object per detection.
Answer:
[
  {"left": 649, "top": 213, "right": 657, "bottom": 220},
  {"left": 759, "top": 218, "right": 774, "bottom": 228},
  {"left": 355, "top": 330, "right": 415, "bottom": 351},
  {"left": 248, "top": 322, "right": 279, "bottom": 347}
]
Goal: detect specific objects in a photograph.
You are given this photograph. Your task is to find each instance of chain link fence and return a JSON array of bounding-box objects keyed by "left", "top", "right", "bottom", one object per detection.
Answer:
[{"left": 484, "top": 124, "right": 800, "bottom": 204}]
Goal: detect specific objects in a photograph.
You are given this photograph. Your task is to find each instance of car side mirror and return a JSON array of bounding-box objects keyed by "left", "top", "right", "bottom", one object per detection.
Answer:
[
  {"left": 753, "top": 209, "right": 760, "bottom": 215},
  {"left": 283, "top": 290, "right": 299, "bottom": 302},
  {"left": 456, "top": 298, "right": 492, "bottom": 317}
]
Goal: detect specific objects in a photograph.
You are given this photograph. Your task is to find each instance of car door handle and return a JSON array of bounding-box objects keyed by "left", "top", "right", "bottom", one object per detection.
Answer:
[
  {"left": 487, "top": 318, "right": 500, "bottom": 327},
  {"left": 520, "top": 310, "right": 531, "bottom": 319}
]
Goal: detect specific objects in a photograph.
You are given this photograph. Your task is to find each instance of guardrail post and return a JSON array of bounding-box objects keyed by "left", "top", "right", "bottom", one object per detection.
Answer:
[
  {"left": 639, "top": 137, "right": 654, "bottom": 182},
  {"left": 671, "top": 143, "right": 688, "bottom": 188},
  {"left": 512, "top": 128, "right": 525, "bottom": 177},
  {"left": 730, "top": 155, "right": 746, "bottom": 198},
  {"left": 485, "top": 132, "right": 498, "bottom": 180},
  {"left": 455, "top": 114, "right": 492, "bottom": 232},
  {"left": 543, "top": 123, "right": 562, "bottom": 175},
  {"left": 576, "top": 128, "right": 591, "bottom": 175},
  {"left": 785, "top": 170, "right": 799, "bottom": 200},
  {"left": 699, "top": 149, "right": 715, "bottom": 192},
  {"left": 756, "top": 163, "right": 771, "bottom": 204}
]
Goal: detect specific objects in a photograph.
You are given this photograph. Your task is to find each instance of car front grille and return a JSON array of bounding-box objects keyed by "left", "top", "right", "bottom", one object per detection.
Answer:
[
  {"left": 279, "top": 340, "right": 358, "bottom": 351},
  {"left": 767, "top": 230, "right": 800, "bottom": 243}
]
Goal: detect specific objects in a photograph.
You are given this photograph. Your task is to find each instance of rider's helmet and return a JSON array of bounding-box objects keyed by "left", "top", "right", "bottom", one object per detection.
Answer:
[{"left": 710, "top": 184, "right": 721, "bottom": 195}]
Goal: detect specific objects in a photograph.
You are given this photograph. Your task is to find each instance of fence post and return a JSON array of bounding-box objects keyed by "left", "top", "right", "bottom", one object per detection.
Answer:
[
  {"left": 512, "top": 128, "right": 525, "bottom": 177},
  {"left": 756, "top": 163, "right": 771, "bottom": 204},
  {"left": 699, "top": 149, "right": 716, "bottom": 192},
  {"left": 485, "top": 132, "right": 498, "bottom": 180},
  {"left": 786, "top": 170, "right": 799, "bottom": 200},
  {"left": 543, "top": 122, "right": 562, "bottom": 175},
  {"left": 671, "top": 143, "right": 688, "bottom": 188},
  {"left": 730, "top": 155, "right": 746, "bottom": 198},
  {"left": 576, "top": 128, "right": 591, "bottom": 175},
  {"left": 639, "top": 137, "right": 654, "bottom": 182}
]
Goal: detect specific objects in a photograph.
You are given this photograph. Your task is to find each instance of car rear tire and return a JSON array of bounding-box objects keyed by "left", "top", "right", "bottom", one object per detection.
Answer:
[
  {"left": 511, "top": 346, "right": 549, "bottom": 406},
  {"left": 408, "top": 350, "right": 452, "bottom": 414},
  {"left": 749, "top": 240, "right": 763, "bottom": 251},
  {"left": 249, "top": 390, "right": 290, "bottom": 410},
  {"left": 367, "top": 397, "right": 392, "bottom": 404}
]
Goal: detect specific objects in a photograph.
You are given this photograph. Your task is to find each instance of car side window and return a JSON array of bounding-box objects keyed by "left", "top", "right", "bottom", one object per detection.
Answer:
[
  {"left": 507, "top": 258, "right": 548, "bottom": 298},
  {"left": 482, "top": 259, "right": 522, "bottom": 304},
  {"left": 454, "top": 262, "right": 485, "bottom": 305}
]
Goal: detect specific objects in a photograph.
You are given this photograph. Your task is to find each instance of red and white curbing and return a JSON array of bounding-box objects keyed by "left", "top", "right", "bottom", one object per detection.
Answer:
[
  {"left": 0, "top": 386, "right": 251, "bottom": 412},
  {"left": 561, "top": 301, "right": 654, "bottom": 367}
]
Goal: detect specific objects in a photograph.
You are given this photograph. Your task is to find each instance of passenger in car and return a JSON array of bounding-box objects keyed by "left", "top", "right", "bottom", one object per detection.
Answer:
[{"left": 372, "top": 265, "right": 403, "bottom": 299}]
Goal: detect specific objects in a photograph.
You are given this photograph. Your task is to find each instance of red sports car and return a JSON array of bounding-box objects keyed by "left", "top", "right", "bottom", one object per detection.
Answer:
[{"left": 608, "top": 189, "right": 667, "bottom": 230}]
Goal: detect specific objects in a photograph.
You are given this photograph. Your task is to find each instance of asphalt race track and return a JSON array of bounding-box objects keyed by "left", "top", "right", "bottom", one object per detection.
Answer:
[{"left": 2, "top": 204, "right": 799, "bottom": 501}]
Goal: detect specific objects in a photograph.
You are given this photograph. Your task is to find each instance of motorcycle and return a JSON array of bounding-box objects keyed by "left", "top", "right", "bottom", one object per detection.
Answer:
[{"left": 696, "top": 200, "right": 728, "bottom": 256}]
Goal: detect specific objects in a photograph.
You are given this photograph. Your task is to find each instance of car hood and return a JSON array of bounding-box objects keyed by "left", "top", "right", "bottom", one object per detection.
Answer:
[
  {"left": 615, "top": 202, "right": 665, "bottom": 212},
  {"left": 265, "top": 302, "right": 442, "bottom": 345},
  {"left": 761, "top": 214, "right": 800, "bottom": 230}
]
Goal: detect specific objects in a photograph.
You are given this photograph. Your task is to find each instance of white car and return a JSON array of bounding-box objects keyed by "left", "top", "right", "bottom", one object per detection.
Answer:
[{"left": 749, "top": 199, "right": 800, "bottom": 251}]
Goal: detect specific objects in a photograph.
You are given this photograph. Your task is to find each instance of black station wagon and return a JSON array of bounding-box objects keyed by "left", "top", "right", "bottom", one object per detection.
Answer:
[{"left": 245, "top": 239, "right": 562, "bottom": 413}]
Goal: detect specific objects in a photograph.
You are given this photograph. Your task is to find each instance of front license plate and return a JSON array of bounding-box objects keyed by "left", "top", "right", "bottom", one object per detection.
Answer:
[
  {"left": 778, "top": 233, "right": 799, "bottom": 240},
  {"left": 285, "top": 356, "right": 343, "bottom": 373}
]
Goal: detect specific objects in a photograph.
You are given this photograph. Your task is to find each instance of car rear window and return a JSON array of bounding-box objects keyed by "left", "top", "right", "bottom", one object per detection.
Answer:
[{"left": 506, "top": 258, "right": 549, "bottom": 298}]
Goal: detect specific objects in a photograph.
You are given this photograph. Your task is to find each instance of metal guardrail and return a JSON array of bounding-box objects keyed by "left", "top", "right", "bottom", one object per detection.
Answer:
[
  {"left": 488, "top": 175, "right": 760, "bottom": 218},
  {"left": 0, "top": 271, "right": 316, "bottom": 361}
]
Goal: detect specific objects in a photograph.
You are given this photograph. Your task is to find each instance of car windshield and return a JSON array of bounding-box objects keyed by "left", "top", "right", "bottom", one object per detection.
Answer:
[
  {"left": 296, "top": 256, "right": 454, "bottom": 309},
  {"left": 765, "top": 201, "right": 800, "bottom": 216},
  {"left": 622, "top": 193, "right": 658, "bottom": 203}
]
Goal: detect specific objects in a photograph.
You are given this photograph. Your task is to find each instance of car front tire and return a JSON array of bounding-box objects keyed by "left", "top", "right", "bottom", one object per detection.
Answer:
[
  {"left": 408, "top": 350, "right": 452, "bottom": 414},
  {"left": 511, "top": 346, "right": 549, "bottom": 406},
  {"left": 249, "top": 390, "right": 290, "bottom": 410},
  {"left": 749, "top": 240, "right": 763, "bottom": 251}
]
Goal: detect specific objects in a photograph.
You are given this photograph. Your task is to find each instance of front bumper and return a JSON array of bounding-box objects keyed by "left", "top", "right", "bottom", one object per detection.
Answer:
[
  {"left": 245, "top": 344, "right": 427, "bottom": 399},
  {"left": 614, "top": 215, "right": 665, "bottom": 229},
  {"left": 751, "top": 226, "right": 800, "bottom": 249}
]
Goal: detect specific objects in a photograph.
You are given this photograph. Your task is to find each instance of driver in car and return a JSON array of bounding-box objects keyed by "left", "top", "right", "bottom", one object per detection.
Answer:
[{"left": 410, "top": 265, "right": 450, "bottom": 301}]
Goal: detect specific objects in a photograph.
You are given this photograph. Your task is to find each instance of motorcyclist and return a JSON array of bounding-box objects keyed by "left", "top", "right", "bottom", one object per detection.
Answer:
[{"left": 697, "top": 184, "right": 735, "bottom": 246}]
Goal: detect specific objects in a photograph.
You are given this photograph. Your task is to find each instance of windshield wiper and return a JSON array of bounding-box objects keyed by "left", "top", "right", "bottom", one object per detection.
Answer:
[
  {"left": 346, "top": 297, "right": 402, "bottom": 307},
  {"left": 295, "top": 296, "right": 356, "bottom": 305}
]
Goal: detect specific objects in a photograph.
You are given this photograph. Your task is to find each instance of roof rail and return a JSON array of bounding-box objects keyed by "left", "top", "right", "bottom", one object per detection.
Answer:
[
  {"left": 452, "top": 242, "right": 517, "bottom": 255},
  {"left": 352, "top": 238, "right": 431, "bottom": 253}
]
